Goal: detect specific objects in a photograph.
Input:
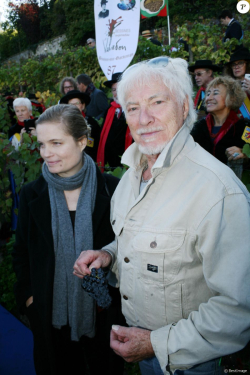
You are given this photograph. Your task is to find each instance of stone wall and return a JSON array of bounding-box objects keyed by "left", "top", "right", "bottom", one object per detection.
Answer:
[{"left": 4, "top": 34, "right": 66, "bottom": 63}]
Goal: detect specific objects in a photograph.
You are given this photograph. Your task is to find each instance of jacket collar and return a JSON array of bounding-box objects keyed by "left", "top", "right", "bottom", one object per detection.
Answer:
[{"left": 121, "top": 124, "right": 193, "bottom": 176}]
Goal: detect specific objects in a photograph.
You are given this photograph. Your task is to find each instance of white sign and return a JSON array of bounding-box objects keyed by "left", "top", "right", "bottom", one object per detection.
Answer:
[
  {"left": 94, "top": 0, "right": 140, "bottom": 78},
  {"left": 237, "top": 0, "right": 250, "bottom": 13}
]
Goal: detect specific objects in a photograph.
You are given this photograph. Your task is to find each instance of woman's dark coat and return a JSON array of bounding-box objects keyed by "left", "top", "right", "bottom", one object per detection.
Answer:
[
  {"left": 191, "top": 117, "right": 250, "bottom": 164},
  {"left": 12, "top": 166, "right": 121, "bottom": 374}
]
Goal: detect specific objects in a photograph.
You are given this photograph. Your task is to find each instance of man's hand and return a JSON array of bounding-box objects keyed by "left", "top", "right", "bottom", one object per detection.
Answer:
[
  {"left": 73, "top": 250, "right": 112, "bottom": 278},
  {"left": 110, "top": 325, "right": 154, "bottom": 362}
]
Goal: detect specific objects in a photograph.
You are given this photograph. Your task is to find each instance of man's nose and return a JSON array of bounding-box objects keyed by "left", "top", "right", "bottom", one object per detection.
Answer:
[{"left": 139, "top": 107, "right": 154, "bottom": 126}]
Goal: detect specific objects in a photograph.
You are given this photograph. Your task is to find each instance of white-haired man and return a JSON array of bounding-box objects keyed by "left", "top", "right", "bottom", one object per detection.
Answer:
[{"left": 74, "top": 57, "right": 250, "bottom": 375}]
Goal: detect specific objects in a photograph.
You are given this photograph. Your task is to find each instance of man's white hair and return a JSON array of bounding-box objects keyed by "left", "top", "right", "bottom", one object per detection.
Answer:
[
  {"left": 13, "top": 98, "right": 32, "bottom": 112},
  {"left": 117, "top": 57, "right": 197, "bottom": 131}
]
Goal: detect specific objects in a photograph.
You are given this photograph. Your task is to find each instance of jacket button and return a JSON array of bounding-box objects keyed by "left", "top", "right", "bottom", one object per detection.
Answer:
[
  {"left": 150, "top": 241, "right": 157, "bottom": 248},
  {"left": 124, "top": 257, "right": 130, "bottom": 263},
  {"left": 123, "top": 295, "right": 128, "bottom": 300},
  {"left": 112, "top": 220, "right": 116, "bottom": 225}
]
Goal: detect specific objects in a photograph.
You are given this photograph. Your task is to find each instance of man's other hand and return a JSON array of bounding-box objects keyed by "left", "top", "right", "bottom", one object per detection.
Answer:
[{"left": 110, "top": 325, "right": 154, "bottom": 362}]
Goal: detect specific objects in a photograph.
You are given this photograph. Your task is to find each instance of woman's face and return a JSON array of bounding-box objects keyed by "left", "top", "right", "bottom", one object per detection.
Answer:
[
  {"left": 36, "top": 122, "right": 87, "bottom": 178},
  {"left": 231, "top": 60, "right": 246, "bottom": 80},
  {"left": 68, "top": 98, "right": 86, "bottom": 113},
  {"left": 205, "top": 84, "right": 227, "bottom": 113},
  {"left": 15, "top": 105, "right": 32, "bottom": 122}
]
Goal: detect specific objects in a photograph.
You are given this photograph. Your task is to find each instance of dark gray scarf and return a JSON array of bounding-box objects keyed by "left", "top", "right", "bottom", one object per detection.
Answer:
[{"left": 42, "top": 153, "right": 97, "bottom": 341}]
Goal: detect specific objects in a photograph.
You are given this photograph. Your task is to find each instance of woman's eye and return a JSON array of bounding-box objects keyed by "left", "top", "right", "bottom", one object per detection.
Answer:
[{"left": 53, "top": 142, "right": 61, "bottom": 145}]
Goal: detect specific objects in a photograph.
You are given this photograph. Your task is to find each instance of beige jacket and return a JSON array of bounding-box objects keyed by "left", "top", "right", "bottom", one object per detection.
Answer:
[{"left": 104, "top": 125, "right": 250, "bottom": 374}]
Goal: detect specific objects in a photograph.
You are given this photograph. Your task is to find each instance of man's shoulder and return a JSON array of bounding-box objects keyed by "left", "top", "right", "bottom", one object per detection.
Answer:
[{"left": 186, "top": 143, "right": 249, "bottom": 197}]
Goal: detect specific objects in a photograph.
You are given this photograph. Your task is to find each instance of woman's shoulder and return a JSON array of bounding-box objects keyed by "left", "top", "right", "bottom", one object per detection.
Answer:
[{"left": 20, "top": 174, "right": 47, "bottom": 196}]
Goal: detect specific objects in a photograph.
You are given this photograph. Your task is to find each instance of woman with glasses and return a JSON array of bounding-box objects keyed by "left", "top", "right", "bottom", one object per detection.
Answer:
[
  {"left": 60, "top": 90, "right": 101, "bottom": 161},
  {"left": 223, "top": 47, "right": 250, "bottom": 119},
  {"left": 191, "top": 76, "right": 250, "bottom": 165},
  {"left": 59, "top": 76, "right": 78, "bottom": 95},
  {"left": 12, "top": 104, "right": 125, "bottom": 375}
]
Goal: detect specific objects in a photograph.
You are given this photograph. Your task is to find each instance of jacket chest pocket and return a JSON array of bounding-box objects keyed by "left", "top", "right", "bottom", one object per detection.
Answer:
[{"left": 132, "top": 231, "right": 185, "bottom": 285}]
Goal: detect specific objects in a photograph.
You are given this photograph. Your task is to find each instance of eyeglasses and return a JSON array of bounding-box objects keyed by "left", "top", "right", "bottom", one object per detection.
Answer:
[
  {"left": 64, "top": 85, "right": 74, "bottom": 89},
  {"left": 193, "top": 71, "right": 207, "bottom": 77},
  {"left": 231, "top": 61, "right": 246, "bottom": 68},
  {"left": 70, "top": 102, "right": 81, "bottom": 106},
  {"left": 122, "top": 56, "right": 171, "bottom": 78}
]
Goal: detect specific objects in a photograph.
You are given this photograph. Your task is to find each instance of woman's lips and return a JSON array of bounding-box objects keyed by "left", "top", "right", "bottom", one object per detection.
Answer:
[{"left": 47, "top": 161, "right": 60, "bottom": 166}]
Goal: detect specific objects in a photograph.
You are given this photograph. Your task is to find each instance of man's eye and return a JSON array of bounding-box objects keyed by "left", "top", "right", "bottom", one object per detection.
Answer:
[
  {"left": 128, "top": 107, "right": 137, "bottom": 112},
  {"left": 155, "top": 100, "right": 163, "bottom": 104},
  {"left": 53, "top": 142, "right": 61, "bottom": 145}
]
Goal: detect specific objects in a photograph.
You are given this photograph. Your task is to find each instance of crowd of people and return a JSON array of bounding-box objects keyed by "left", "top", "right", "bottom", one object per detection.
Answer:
[{"left": 2, "top": 10, "right": 250, "bottom": 375}]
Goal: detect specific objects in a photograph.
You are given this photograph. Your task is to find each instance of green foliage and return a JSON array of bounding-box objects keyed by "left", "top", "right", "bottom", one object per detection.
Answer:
[
  {"left": 8, "top": 134, "right": 42, "bottom": 193},
  {"left": 0, "top": 235, "right": 17, "bottom": 313}
]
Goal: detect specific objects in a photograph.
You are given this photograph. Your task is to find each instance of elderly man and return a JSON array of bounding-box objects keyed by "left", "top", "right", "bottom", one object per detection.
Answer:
[
  {"left": 188, "top": 60, "right": 220, "bottom": 117},
  {"left": 76, "top": 73, "right": 109, "bottom": 120},
  {"left": 74, "top": 57, "right": 250, "bottom": 375}
]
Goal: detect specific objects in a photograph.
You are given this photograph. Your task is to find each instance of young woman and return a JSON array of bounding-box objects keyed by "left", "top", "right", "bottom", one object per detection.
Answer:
[{"left": 12, "top": 104, "right": 124, "bottom": 375}]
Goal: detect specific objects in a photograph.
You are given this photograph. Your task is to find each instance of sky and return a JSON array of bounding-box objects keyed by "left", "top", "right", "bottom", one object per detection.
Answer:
[{"left": 0, "top": 0, "right": 8, "bottom": 23}]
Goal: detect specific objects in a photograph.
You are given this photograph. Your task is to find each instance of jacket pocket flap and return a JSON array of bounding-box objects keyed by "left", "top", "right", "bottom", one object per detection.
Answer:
[{"left": 133, "top": 231, "right": 186, "bottom": 253}]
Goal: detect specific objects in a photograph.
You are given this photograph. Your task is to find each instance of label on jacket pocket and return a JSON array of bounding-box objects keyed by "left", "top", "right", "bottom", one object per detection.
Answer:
[{"left": 147, "top": 264, "right": 158, "bottom": 273}]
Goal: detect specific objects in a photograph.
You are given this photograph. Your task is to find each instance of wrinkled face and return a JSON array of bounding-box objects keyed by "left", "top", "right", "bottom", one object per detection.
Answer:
[
  {"left": 15, "top": 105, "right": 32, "bottom": 122},
  {"left": 111, "top": 83, "right": 118, "bottom": 101},
  {"left": 68, "top": 98, "right": 85, "bottom": 113},
  {"left": 205, "top": 84, "right": 227, "bottom": 114},
  {"left": 63, "top": 81, "right": 74, "bottom": 94},
  {"left": 194, "top": 68, "right": 212, "bottom": 88},
  {"left": 36, "top": 122, "right": 87, "bottom": 178},
  {"left": 125, "top": 80, "right": 189, "bottom": 156},
  {"left": 231, "top": 60, "right": 246, "bottom": 80},
  {"left": 77, "top": 82, "right": 88, "bottom": 93}
]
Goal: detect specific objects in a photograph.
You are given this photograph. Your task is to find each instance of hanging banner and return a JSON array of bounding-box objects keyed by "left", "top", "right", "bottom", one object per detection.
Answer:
[
  {"left": 94, "top": 0, "right": 140, "bottom": 78},
  {"left": 140, "top": 0, "right": 167, "bottom": 18}
]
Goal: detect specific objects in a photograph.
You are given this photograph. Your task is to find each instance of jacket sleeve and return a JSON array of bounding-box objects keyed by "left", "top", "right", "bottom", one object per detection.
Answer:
[
  {"left": 95, "top": 91, "right": 109, "bottom": 120},
  {"left": 228, "top": 22, "right": 243, "bottom": 40},
  {"left": 151, "top": 192, "right": 250, "bottom": 374},
  {"left": 12, "top": 185, "right": 33, "bottom": 313}
]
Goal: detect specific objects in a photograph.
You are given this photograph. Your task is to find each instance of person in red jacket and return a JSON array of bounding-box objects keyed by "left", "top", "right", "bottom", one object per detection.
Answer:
[{"left": 96, "top": 72, "right": 133, "bottom": 171}]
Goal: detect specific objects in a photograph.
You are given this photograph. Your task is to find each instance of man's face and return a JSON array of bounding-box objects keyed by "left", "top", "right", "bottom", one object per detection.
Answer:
[
  {"left": 111, "top": 83, "right": 118, "bottom": 101},
  {"left": 63, "top": 81, "right": 74, "bottom": 94},
  {"left": 125, "top": 80, "right": 189, "bottom": 156},
  {"left": 220, "top": 17, "right": 229, "bottom": 26},
  {"left": 68, "top": 98, "right": 85, "bottom": 112},
  {"left": 77, "top": 82, "right": 88, "bottom": 93},
  {"left": 102, "top": 3, "right": 106, "bottom": 10},
  {"left": 194, "top": 68, "right": 212, "bottom": 88}
]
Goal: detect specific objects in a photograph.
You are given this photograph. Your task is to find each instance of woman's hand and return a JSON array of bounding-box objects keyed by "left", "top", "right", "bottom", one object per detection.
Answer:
[
  {"left": 242, "top": 78, "right": 250, "bottom": 95},
  {"left": 20, "top": 127, "right": 36, "bottom": 143},
  {"left": 73, "top": 250, "right": 112, "bottom": 278},
  {"left": 225, "top": 146, "right": 247, "bottom": 161}
]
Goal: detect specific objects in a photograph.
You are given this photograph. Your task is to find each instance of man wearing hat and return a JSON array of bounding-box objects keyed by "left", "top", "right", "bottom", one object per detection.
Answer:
[
  {"left": 60, "top": 90, "right": 101, "bottom": 161},
  {"left": 223, "top": 47, "right": 250, "bottom": 119},
  {"left": 86, "top": 38, "right": 96, "bottom": 49},
  {"left": 189, "top": 60, "right": 220, "bottom": 118},
  {"left": 96, "top": 72, "right": 133, "bottom": 171},
  {"left": 99, "top": 0, "right": 109, "bottom": 18},
  {"left": 142, "top": 30, "right": 162, "bottom": 47}
]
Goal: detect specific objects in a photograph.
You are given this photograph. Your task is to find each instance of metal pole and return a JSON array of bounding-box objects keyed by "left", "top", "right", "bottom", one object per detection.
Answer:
[
  {"left": 167, "top": 15, "right": 171, "bottom": 45},
  {"left": 166, "top": 0, "right": 171, "bottom": 45}
]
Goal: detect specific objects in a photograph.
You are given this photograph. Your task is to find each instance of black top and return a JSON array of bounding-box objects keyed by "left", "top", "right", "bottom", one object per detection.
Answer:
[
  {"left": 191, "top": 117, "right": 249, "bottom": 164},
  {"left": 8, "top": 123, "right": 23, "bottom": 139},
  {"left": 103, "top": 110, "right": 128, "bottom": 169},
  {"left": 223, "top": 19, "right": 243, "bottom": 42},
  {"left": 85, "top": 115, "right": 101, "bottom": 162}
]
